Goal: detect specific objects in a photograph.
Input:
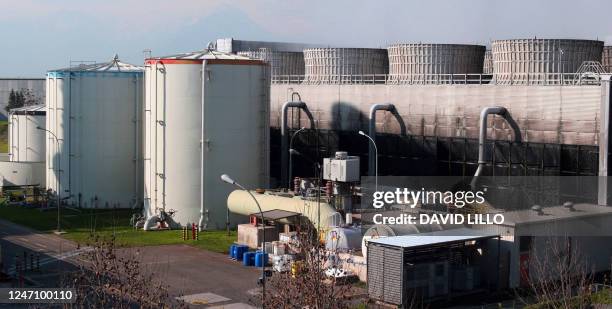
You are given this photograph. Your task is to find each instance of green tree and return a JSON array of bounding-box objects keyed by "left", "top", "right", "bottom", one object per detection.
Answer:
[
  {"left": 5, "top": 88, "right": 41, "bottom": 112},
  {"left": 6, "top": 89, "right": 24, "bottom": 112}
]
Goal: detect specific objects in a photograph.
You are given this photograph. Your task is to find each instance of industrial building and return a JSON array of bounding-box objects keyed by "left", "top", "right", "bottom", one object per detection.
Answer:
[
  {"left": 45, "top": 55, "right": 144, "bottom": 209},
  {"left": 1, "top": 35, "right": 611, "bottom": 307}
]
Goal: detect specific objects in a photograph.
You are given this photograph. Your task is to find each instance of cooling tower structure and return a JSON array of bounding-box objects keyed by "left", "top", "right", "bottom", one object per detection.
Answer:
[
  {"left": 491, "top": 39, "right": 604, "bottom": 84},
  {"left": 46, "top": 55, "right": 144, "bottom": 208},
  {"left": 603, "top": 46, "right": 612, "bottom": 73},
  {"left": 303, "top": 48, "right": 388, "bottom": 83},
  {"left": 483, "top": 50, "right": 493, "bottom": 74},
  {"left": 8, "top": 105, "right": 45, "bottom": 162},
  {"left": 387, "top": 43, "right": 486, "bottom": 83},
  {"left": 144, "top": 50, "right": 270, "bottom": 229},
  {"left": 237, "top": 48, "right": 305, "bottom": 77}
]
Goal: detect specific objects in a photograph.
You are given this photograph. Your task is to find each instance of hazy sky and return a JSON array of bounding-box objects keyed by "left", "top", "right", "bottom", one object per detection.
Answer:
[{"left": 1, "top": 0, "right": 611, "bottom": 76}]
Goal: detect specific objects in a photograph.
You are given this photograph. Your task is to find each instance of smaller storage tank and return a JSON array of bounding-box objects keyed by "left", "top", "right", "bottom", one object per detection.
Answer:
[
  {"left": 303, "top": 48, "right": 388, "bottom": 83},
  {"left": 387, "top": 43, "right": 486, "bottom": 83},
  {"left": 325, "top": 227, "right": 363, "bottom": 252},
  {"left": 491, "top": 39, "right": 604, "bottom": 84},
  {"left": 603, "top": 46, "right": 612, "bottom": 73},
  {"left": 8, "top": 105, "right": 45, "bottom": 162},
  {"left": 237, "top": 48, "right": 305, "bottom": 77}
]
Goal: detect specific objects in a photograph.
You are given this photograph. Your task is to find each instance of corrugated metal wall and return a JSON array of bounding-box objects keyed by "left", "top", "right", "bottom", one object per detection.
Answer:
[{"left": 367, "top": 244, "right": 404, "bottom": 305}]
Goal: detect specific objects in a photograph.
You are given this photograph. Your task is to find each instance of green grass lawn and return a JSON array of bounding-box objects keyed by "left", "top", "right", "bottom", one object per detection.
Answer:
[
  {"left": 0, "top": 204, "right": 236, "bottom": 254},
  {"left": 0, "top": 120, "right": 8, "bottom": 153}
]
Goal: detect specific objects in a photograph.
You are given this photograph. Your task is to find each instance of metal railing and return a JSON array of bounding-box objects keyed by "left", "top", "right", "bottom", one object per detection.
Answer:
[{"left": 272, "top": 72, "right": 607, "bottom": 86}]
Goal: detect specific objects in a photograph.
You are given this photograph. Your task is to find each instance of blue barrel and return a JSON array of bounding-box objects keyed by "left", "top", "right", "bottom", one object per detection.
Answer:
[
  {"left": 254, "top": 251, "right": 268, "bottom": 267},
  {"left": 235, "top": 245, "right": 248, "bottom": 261},
  {"left": 229, "top": 244, "right": 237, "bottom": 259},
  {"left": 243, "top": 251, "right": 255, "bottom": 266}
]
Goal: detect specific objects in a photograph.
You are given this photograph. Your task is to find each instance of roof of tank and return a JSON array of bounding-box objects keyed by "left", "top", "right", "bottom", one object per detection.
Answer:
[
  {"left": 9, "top": 104, "right": 45, "bottom": 115},
  {"left": 146, "top": 49, "right": 255, "bottom": 61},
  {"left": 50, "top": 55, "right": 143, "bottom": 72}
]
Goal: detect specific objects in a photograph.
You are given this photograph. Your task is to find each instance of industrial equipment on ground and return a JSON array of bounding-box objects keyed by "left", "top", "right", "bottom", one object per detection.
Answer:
[
  {"left": 143, "top": 49, "right": 270, "bottom": 229},
  {"left": 367, "top": 228, "right": 500, "bottom": 306},
  {"left": 45, "top": 55, "right": 144, "bottom": 208}
]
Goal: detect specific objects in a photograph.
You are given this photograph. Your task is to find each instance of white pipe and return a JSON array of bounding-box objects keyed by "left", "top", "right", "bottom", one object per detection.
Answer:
[
  {"left": 227, "top": 189, "right": 342, "bottom": 230},
  {"left": 199, "top": 66, "right": 206, "bottom": 231}
]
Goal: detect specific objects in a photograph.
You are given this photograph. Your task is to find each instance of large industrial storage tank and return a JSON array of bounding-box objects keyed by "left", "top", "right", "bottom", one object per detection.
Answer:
[
  {"left": 8, "top": 105, "right": 45, "bottom": 162},
  {"left": 144, "top": 50, "right": 270, "bottom": 229},
  {"left": 46, "top": 56, "right": 143, "bottom": 208},
  {"left": 387, "top": 43, "right": 486, "bottom": 83},
  {"left": 237, "top": 48, "right": 305, "bottom": 77},
  {"left": 303, "top": 48, "right": 388, "bottom": 83},
  {"left": 491, "top": 39, "right": 604, "bottom": 83},
  {"left": 603, "top": 46, "right": 612, "bottom": 73}
]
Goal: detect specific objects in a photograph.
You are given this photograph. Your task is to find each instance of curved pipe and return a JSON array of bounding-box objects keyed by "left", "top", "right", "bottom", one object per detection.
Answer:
[
  {"left": 367, "top": 103, "right": 406, "bottom": 176},
  {"left": 474, "top": 106, "right": 522, "bottom": 178},
  {"left": 281, "top": 101, "right": 315, "bottom": 187}
]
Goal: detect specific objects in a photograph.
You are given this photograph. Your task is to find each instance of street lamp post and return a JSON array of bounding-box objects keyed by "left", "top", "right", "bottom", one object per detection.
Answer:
[
  {"left": 288, "top": 127, "right": 306, "bottom": 189},
  {"left": 36, "top": 126, "right": 63, "bottom": 234},
  {"left": 359, "top": 130, "right": 378, "bottom": 192},
  {"left": 220, "top": 174, "right": 266, "bottom": 307}
]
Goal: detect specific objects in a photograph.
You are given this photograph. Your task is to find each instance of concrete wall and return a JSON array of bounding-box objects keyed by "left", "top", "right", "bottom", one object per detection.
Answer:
[
  {"left": 271, "top": 84, "right": 601, "bottom": 146},
  {"left": 0, "top": 79, "right": 45, "bottom": 120}
]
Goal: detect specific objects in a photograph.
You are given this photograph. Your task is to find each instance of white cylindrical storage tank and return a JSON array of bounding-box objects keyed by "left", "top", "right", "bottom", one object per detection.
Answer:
[
  {"left": 603, "top": 46, "right": 612, "bottom": 73},
  {"left": 303, "top": 48, "right": 388, "bottom": 84},
  {"left": 387, "top": 43, "right": 486, "bottom": 83},
  {"left": 8, "top": 105, "right": 45, "bottom": 162},
  {"left": 46, "top": 56, "right": 143, "bottom": 208},
  {"left": 237, "top": 48, "right": 305, "bottom": 77},
  {"left": 491, "top": 39, "right": 604, "bottom": 84},
  {"left": 483, "top": 50, "right": 493, "bottom": 74},
  {"left": 144, "top": 50, "right": 270, "bottom": 229}
]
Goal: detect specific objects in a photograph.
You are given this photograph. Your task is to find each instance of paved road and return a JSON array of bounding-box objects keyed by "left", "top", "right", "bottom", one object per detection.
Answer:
[{"left": 0, "top": 219, "right": 260, "bottom": 308}]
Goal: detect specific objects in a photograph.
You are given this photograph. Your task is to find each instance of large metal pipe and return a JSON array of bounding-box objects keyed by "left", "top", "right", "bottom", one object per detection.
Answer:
[
  {"left": 281, "top": 100, "right": 315, "bottom": 187},
  {"left": 367, "top": 103, "right": 405, "bottom": 176},
  {"left": 474, "top": 106, "right": 522, "bottom": 178},
  {"left": 227, "top": 190, "right": 341, "bottom": 230}
]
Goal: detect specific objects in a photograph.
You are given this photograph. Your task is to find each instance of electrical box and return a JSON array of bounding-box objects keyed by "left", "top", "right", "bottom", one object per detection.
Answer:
[{"left": 323, "top": 152, "right": 360, "bottom": 182}]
